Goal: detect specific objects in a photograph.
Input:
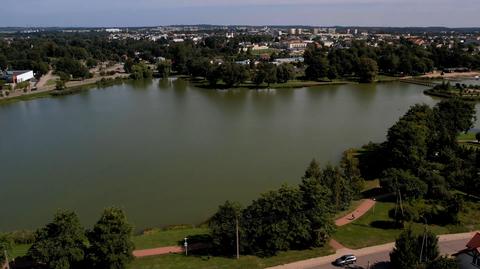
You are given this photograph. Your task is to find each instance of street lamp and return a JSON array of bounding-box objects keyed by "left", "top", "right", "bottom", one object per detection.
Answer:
[{"left": 184, "top": 237, "right": 188, "bottom": 256}]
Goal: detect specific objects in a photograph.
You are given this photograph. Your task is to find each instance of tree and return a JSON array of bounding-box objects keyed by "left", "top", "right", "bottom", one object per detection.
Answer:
[
  {"left": 0, "top": 233, "right": 13, "bottom": 264},
  {"left": 242, "top": 185, "right": 311, "bottom": 256},
  {"left": 209, "top": 201, "right": 243, "bottom": 256},
  {"left": 426, "top": 256, "right": 459, "bottom": 269},
  {"left": 86, "top": 207, "right": 134, "bottom": 269},
  {"left": 28, "top": 210, "right": 87, "bottom": 269},
  {"left": 276, "top": 64, "right": 294, "bottom": 83},
  {"left": 357, "top": 57, "right": 378, "bottom": 83},
  {"left": 221, "top": 62, "right": 249, "bottom": 88},
  {"left": 381, "top": 168, "right": 428, "bottom": 200},
  {"left": 130, "top": 63, "right": 153, "bottom": 80},
  {"left": 157, "top": 60, "right": 172, "bottom": 78},
  {"left": 55, "top": 80, "right": 66, "bottom": 91},
  {"left": 305, "top": 57, "right": 329, "bottom": 81},
  {"left": 321, "top": 165, "right": 353, "bottom": 211},
  {"left": 340, "top": 149, "right": 365, "bottom": 197},
  {"left": 299, "top": 178, "right": 335, "bottom": 246},
  {"left": 390, "top": 227, "right": 440, "bottom": 269},
  {"left": 302, "top": 159, "right": 322, "bottom": 180},
  {"left": 206, "top": 65, "right": 222, "bottom": 86},
  {"left": 390, "top": 228, "right": 419, "bottom": 269}
]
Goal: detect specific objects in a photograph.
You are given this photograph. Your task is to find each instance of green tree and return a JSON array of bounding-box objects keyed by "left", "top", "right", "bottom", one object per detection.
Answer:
[
  {"left": 157, "top": 60, "right": 172, "bottom": 78},
  {"left": 28, "top": 210, "right": 87, "bottom": 269},
  {"left": 357, "top": 57, "right": 378, "bottom": 83},
  {"left": 390, "top": 228, "right": 419, "bottom": 269},
  {"left": 86, "top": 207, "right": 134, "bottom": 269},
  {"left": 302, "top": 159, "right": 322, "bottom": 180},
  {"left": 55, "top": 80, "right": 66, "bottom": 91},
  {"left": 390, "top": 228, "right": 440, "bottom": 269},
  {"left": 130, "top": 63, "right": 153, "bottom": 80},
  {"left": 381, "top": 168, "right": 428, "bottom": 200},
  {"left": 321, "top": 165, "right": 353, "bottom": 211},
  {"left": 340, "top": 149, "right": 365, "bottom": 197},
  {"left": 476, "top": 132, "right": 480, "bottom": 142},
  {"left": 426, "top": 256, "right": 459, "bottom": 269},
  {"left": 242, "top": 185, "right": 311, "bottom": 256},
  {"left": 0, "top": 233, "right": 13, "bottom": 264},
  {"left": 208, "top": 201, "right": 243, "bottom": 256},
  {"left": 221, "top": 62, "right": 249, "bottom": 88},
  {"left": 299, "top": 178, "right": 335, "bottom": 246},
  {"left": 276, "top": 63, "right": 294, "bottom": 83}
]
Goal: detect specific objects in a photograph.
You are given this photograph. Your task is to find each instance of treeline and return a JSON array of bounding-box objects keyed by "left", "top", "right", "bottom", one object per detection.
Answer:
[
  {"left": 0, "top": 207, "right": 134, "bottom": 269},
  {"left": 2, "top": 32, "right": 479, "bottom": 87},
  {"left": 209, "top": 152, "right": 364, "bottom": 256},
  {"left": 360, "top": 98, "right": 479, "bottom": 226}
]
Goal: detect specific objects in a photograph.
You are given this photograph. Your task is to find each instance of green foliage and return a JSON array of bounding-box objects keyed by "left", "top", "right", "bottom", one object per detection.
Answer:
[
  {"left": 55, "top": 57, "right": 90, "bottom": 79},
  {"left": 209, "top": 201, "right": 243, "bottom": 256},
  {"left": 15, "top": 81, "right": 30, "bottom": 90},
  {"left": 276, "top": 64, "right": 295, "bottom": 83},
  {"left": 390, "top": 227, "right": 439, "bottom": 269},
  {"left": 321, "top": 165, "right": 354, "bottom": 211},
  {"left": 0, "top": 233, "right": 13, "bottom": 263},
  {"left": 381, "top": 168, "right": 428, "bottom": 200},
  {"left": 221, "top": 62, "right": 249, "bottom": 87},
  {"left": 55, "top": 80, "right": 66, "bottom": 91},
  {"left": 28, "top": 210, "right": 87, "bottom": 269},
  {"left": 340, "top": 149, "right": 365, "bottom": 198},
  {"left": 130, "top": 63, "right": 153, "bottom": 80},
  {"left": 242, "top": 185, "right": 312, "bottom": 256},
  {"left": 476, "top": 132, "right": 480, "bottom": 142},
  {"left": 426, "top": 256, "right": 459, "bottom": 269},
  {"left": 302, "top": 159, "right": 322, "bottom": 181},
  {"left": 157, "top": 60, "right": 172, "bottom": 78},
  {"left": 86, "top": 207, "right": 134, "bottom": 269},
  {"left": 357, "top": 57, "right": 379, "bottom": 82}
]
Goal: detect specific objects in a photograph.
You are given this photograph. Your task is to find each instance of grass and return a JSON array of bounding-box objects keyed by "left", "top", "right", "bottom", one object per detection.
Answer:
[
  {"left": 458, "top": 132, "right": 477, "bottom": 141},
  {"left": 0, "top": 91, "right": 52, "bottom": 105},
  {"left": 133, "top": 227, "right": 209, "bottom": 249},
  {"left": 11, "top": 244, "right": 31, "bottom": 258},
  {"left": 129, "top": 246, "right": 334, "bottom": 269},
  {"left": 333, "top": 200, "right": 480, "bottom": 249}
]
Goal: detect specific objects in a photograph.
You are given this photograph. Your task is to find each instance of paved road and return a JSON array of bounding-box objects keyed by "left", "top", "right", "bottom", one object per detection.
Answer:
[{"left": 268, "top": 232, "right": 476, "bottom": 269}]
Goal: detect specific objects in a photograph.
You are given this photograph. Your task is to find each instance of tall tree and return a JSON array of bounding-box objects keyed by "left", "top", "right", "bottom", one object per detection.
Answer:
[
  {"left": 357, "top": 57, "right": 378, "bottom": 82},
  {"left": 28, "top": 210, "right": 87, "bottom": 269},
  {"left": 209, "top": 201, "right": 243, "bottom": 256},
  {"left": 86, "top": 207, "right": 134, "bottom": 269}
]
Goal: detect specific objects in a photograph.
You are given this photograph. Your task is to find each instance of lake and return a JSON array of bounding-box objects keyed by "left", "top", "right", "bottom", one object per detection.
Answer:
[{"left": 1, "top": 79, "right": 479, "bottom": 232}]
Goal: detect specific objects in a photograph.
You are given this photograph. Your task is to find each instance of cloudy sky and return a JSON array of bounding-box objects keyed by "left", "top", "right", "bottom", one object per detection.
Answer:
[{"left": 1, "top": 0, "right": 479, "bottom": 27}]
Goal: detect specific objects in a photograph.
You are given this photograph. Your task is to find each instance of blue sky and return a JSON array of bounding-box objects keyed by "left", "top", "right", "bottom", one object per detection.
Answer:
[{"left": 1, "top": 0, "right": 479, "bottom": 27}]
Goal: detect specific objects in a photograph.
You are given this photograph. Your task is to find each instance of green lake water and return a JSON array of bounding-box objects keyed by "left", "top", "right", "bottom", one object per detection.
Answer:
[{"left": 0, "top": 79, "right": 479, "bottom": 231}]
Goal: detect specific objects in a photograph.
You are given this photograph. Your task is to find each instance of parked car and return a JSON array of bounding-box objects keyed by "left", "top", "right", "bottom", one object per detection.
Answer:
[{"left": 334, "top": 254, "right": 357, "bottom": 266}]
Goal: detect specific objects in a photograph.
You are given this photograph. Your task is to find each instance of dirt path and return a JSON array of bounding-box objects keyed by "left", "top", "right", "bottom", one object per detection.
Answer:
[{"left": 335, "top": 199, "right": 376, "bottom": 227}]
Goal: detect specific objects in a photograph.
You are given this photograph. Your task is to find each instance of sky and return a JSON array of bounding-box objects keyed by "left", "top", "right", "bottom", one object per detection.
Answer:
[{"left": 1, "top": 0, "right": 479, "bottom": 28}]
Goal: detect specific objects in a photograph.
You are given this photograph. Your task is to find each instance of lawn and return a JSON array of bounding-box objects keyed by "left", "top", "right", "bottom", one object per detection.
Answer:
[
  {"left": 129, "top": 246, "right": 334, "bottom": 269},
  {"left": 133, "top": 227, "right": 209, "bottom": 249},
  {"left": 458, "top": 132, "right": 477, "bottom": 141},
  {"left": 333, "top": 201, "right": 479, "bottom": 249}
]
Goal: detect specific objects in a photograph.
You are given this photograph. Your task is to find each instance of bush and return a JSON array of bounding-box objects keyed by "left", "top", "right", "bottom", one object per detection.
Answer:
[{"left": 8, "top": 230, "right": 35, "bottom": 244}]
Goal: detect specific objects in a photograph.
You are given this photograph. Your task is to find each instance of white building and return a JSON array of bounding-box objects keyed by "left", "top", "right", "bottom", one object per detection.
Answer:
[{"left": 3, "top": 70, "right": 34, "bottom": 84}]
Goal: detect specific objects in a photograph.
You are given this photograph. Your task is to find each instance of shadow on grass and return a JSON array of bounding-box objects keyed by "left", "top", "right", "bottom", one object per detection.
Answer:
[
  {"left": 370, "top": 261, "right": 391, "bottom": 269},
  {"left": 370, "top": 220, "right": 400, "bottom": 230}
]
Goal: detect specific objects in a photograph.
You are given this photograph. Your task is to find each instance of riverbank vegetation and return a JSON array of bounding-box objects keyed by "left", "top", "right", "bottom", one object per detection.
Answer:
[{"left": 424, "top": 81, "right": 480, "bottom": 100}]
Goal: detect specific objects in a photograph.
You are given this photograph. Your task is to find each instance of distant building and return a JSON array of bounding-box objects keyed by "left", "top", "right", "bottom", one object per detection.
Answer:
[
  {"left": 1, "top": 70, "right": 34, "bottom": 84},
  {"left": 454, "top": 233, "right": 480, "bottom": 269},
  {"left": 289, "top": 28, "right": 297, "bottom": 35},
  {"left": 281, "top": 40, "right": 308, "bottom": 51},
  {"left": 273, "top": 57, "right": 304, "bottom": 65},
  {"left": 105, "top": 28, "right": 121, "bottom": 33}
]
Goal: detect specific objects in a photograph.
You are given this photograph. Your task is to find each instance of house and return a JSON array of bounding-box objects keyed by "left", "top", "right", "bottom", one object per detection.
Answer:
[
  {"left": 455, "top": 232, "right": 480, "bottom": 269},
  {"left": 1, "top": 70, "right": 34, "bottom": 84}
]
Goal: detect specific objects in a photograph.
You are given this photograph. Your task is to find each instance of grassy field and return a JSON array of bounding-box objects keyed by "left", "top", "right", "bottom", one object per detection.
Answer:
[
  {"left": 129, "top": 246, "right": 334, "bottom": 269},
  {"left": 133, "top": 227, "right": 209, "bottom": 249},
  {"left": 333, "top": 201, "right": 479, "bottom": 249},
  {"left": 458, "top": 132, "right": 477, "bottom": 141}
]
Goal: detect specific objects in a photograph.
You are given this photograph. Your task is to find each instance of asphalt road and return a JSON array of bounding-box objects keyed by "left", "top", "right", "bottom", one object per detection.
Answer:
[{"left": 303, "top": 238, "right": 469, "bottom": 269}]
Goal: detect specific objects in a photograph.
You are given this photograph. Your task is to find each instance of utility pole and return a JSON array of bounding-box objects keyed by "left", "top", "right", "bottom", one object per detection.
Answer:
[{"left": 236, "top": 215, "right": 240, "bottom": 260}]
